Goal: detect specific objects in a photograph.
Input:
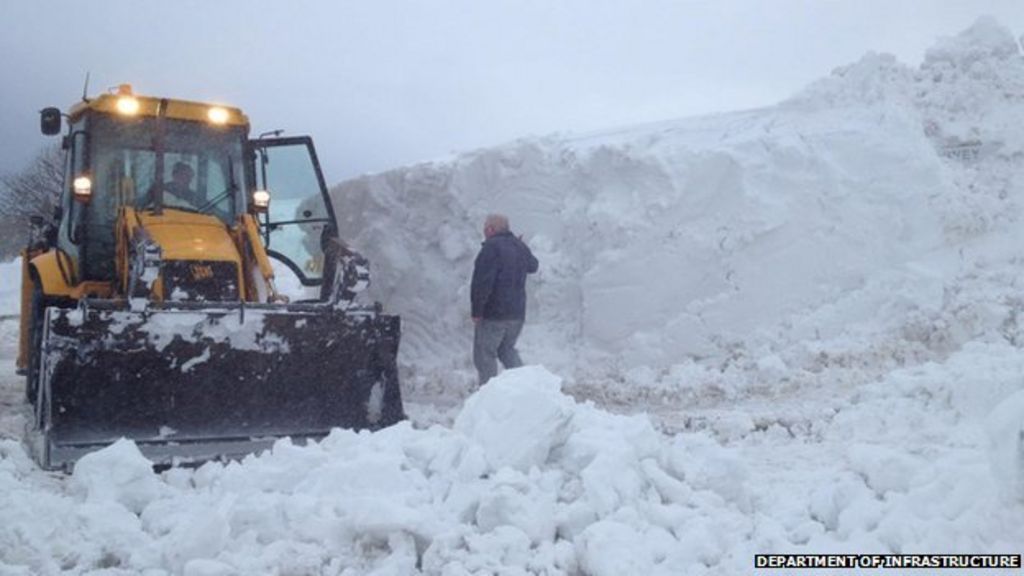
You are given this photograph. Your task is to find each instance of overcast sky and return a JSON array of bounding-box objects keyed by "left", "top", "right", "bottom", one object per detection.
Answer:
[{"left": 2, "top": 1, "right": 1023, "bottom": 184}]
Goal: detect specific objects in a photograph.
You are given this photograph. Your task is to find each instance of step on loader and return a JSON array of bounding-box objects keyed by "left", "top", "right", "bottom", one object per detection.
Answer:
[{"left": 16, "top": 84, "right": 404, "bottom": 470}]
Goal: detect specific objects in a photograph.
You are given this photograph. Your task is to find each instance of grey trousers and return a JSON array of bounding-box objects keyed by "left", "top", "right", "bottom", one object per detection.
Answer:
[{"left": 473, "top": 319, "right": 525, "bottom": 385}]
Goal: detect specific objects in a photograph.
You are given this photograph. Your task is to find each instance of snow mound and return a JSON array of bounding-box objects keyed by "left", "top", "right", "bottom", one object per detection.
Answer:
[
  {"left": 333, "top": 16, "right": 1024, "bottom": 411},
  {"left": 70, "top": 438, "right": 164, "bottom": 514},
  {"left": 1, "top": 366, "right": 755, "bottom": 574},
  {"left": 453, "top": 366, "right": 573, "bottom": 472}
]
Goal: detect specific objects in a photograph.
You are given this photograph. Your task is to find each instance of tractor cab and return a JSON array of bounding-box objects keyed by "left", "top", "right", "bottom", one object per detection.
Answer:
[{"left": 42, "top": 84, "right": 337, "bottom": 295}]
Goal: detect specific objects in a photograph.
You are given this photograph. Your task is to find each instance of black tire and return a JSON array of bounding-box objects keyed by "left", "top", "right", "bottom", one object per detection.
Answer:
[{"left": 26, "top": 280, "right": 45, "bottom": 406}]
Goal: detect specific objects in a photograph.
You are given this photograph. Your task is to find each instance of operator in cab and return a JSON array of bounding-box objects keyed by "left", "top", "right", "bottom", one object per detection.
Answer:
[{"left": 164, "top": 161, "right": 198, "bottom": 207}]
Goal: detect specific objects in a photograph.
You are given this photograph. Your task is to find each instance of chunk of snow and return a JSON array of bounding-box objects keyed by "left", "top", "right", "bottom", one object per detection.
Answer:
[
  {"left": 70, "top": 438, "right": 162, "bottom": 515},
  {"left": 453, "top": 366, "right": 574, "bottom": 473}
]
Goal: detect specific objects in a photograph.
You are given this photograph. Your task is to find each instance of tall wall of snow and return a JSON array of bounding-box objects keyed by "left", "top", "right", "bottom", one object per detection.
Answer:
[{"left": 331, "top": 18, "right": 1024, "bottom": 398}]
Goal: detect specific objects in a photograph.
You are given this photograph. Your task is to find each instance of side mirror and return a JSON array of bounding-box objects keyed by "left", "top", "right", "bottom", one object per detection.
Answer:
[{"left": 40, "top": 107, "right": 62, "bottom": 136}]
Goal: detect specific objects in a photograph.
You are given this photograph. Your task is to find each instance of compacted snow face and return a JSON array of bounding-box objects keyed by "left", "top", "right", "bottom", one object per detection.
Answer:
[
  {"left": 4, "top": 17, "right": 1024, "bottom": 576},
  {"left": 332, "top": 17, "right": 1024, "bottom": 409}
]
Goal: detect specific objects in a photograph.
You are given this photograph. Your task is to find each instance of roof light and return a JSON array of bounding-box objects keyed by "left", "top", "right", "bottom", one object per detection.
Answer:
[
  {"left": 208, "top": 107, "right": 229, "bottom": 124},
  {"left": 114, "top": 84, "right": 139, "bottom": 115},
  {"left": 116, "top": 95, "right": 140, "bottom": 115}
]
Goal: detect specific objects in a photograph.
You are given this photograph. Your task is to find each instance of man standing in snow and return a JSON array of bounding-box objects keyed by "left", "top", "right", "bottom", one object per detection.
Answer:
[{"left": 471, "top": 213, "right": 539, "bottom": 385}]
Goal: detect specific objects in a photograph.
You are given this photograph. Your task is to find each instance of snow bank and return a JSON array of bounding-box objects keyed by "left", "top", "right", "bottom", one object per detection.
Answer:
[
  {"left": 319, "top": 18, "right": 1024, "bottom": 564},
  {"left": 333, "top": 106, "right": 949, "bottom": 384},
  {"left": 331, "top": 17, "right": 1024, "bottom": 411}
]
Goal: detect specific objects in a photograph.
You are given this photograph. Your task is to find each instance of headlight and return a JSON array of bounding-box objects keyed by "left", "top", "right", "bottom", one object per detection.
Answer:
[
  {"left": 207, "top": 107, "right": 229, "bottom": 124},
  {"left": 73, "top": 176, "right": 92, "bottom": 202},
  {"left": 252, "top": 189, "right": 270, "bottom": 211}
]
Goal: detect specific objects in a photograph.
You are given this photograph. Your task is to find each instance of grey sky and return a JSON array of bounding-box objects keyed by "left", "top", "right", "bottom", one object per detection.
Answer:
[{"left": 2, "top": 1, "right": 1023, "bottom": 184}]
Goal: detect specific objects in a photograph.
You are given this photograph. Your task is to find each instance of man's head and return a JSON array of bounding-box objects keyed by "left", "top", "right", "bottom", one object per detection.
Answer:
[
  {"left": 171, "top": 162, "right": 194, "bottom": 187},
  {"left": 483, "top": 213, "right": 509, "bottom": 239}
]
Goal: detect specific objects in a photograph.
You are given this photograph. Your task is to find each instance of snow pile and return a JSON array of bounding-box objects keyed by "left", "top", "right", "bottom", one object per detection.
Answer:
[
  {"left": 332, "top": 19, "right": 1024, "bottom": 408},
  {"left": 0, "top": 367, "right": 756, "bottom": 575},
  {"left": 798, "top": 341, "right": 1024, "bottom": 552},
  {"left": 3, "top": 362, "right": 1022, "bottom": 575},
  {"left": 333, "top": 105, "right": 950, "bottom": 384}
]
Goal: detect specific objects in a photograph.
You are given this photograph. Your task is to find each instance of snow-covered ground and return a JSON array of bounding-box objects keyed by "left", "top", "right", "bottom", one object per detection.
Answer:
[{"left": 4, "top": 16, "right": 1024, "bottom": 576}]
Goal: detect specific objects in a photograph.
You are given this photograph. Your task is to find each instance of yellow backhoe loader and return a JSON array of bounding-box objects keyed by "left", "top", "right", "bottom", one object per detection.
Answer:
[{"left": 16, "top": 85, "right": 404, "bottom": 470}]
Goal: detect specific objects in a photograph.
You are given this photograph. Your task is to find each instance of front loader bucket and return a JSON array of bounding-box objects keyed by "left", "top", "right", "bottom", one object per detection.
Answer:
[{"left": 27, "top": 300, "right": 403, "bottom": 471}]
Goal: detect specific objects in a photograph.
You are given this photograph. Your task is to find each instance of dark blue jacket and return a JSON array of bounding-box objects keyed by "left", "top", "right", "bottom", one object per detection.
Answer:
[{"left": 471, "top": 231, "right": 539, "bottom": 320}]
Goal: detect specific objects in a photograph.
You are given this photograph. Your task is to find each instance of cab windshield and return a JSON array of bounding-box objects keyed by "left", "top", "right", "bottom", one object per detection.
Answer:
[{"left": 89, "top": 115, "right": 246, "bottom": 224}]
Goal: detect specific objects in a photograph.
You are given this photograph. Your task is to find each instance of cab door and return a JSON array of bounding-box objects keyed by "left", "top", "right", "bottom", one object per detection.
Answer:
[{"left": 248, "top": 137, "right": 339, "bottom": 289}]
